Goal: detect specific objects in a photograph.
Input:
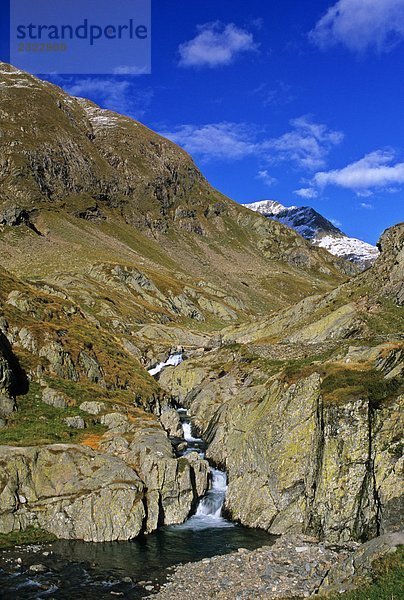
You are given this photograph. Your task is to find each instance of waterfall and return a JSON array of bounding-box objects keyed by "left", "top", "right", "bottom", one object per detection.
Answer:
[
  {"left": 148, "top": 352, "right": 183, "bottom": 377},
  {"left": 195, "top": 469, "right": 228, "bottom": 518},
  {"left": 149, "top": 353, "right": 233, "bottom": 530},
  {"left": 176, "top": 409, "right": 233, "bottom": 530},
  {"left": 182, "top": 421, "right": 203, "bottom": 443}
]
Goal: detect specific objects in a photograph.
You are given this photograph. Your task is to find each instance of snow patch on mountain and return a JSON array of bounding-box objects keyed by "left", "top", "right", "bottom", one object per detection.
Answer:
[
  {"left": 315, "top": 234, "right": 379, "bottom": 265},
  {"left": 243, "top": 200, "right": 294, "bottom": 216},
  {"left": 242, "top": 200, "right": 379, "bottom": 269}
]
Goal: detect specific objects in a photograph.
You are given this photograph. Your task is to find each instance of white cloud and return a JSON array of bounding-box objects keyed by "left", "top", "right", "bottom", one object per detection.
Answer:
[
  {"left": 360, "top": 202, "right": 375, "bottom": 209},
  {"left": 160, "top": 116, "right": 343, "bottom": 171},
  {"left": 113, "top": 65, "right": 150, "bottom": 75},
  {"left": 330, "top": 218, "right": 342, "bottom": 227},
  {"left": 294, "top": 187, "right": 318, "bottom": 199},
  {"left": 160, "top": 122, "right": 257, "bottom": 161},
  {"left": 252, "top": 81, "right": 294, "bottom": 107},
  {"left": 263, "top": 116, "right": 344, "bottom": 170},
  {"left": 356, "top": 189, "right": 374, "bottom": 198},
  {"left": 310, "top": 0, "right": 404, "bottom": 53},
  {"left": 313, "top": 150, "right": 404, "bottom": 191},
  {"left": 256, "top": 170, "right": 277, "bottom": 186},
  {"left": 57, "top": 77, "right": 153, "bottom": 119},
  {"left": 178, "top": 22, "right": 257, "bottom": 68}
]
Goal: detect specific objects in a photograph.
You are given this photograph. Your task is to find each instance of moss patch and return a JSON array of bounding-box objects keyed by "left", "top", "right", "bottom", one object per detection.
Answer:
[{"left": 0, "top": 527, "right": 56, "bottom": 549}]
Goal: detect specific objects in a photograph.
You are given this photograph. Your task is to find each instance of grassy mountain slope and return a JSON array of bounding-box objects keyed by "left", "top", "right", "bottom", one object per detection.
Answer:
[{"left": 0, "top": 62, "right": 350, "bottom": 340}]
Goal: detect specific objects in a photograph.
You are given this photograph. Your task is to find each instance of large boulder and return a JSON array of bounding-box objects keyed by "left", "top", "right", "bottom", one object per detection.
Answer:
[
  {"left": 0, "top": 444, "right": 145, "bottom": 542},
  {"left": 99, "top": 422, "right": 209, "bottom": 532}
]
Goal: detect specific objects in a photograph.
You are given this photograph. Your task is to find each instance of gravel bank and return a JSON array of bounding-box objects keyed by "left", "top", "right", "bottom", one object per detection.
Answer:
[{"left": 154, "top": 534, "right": 357, "bottom": 599}]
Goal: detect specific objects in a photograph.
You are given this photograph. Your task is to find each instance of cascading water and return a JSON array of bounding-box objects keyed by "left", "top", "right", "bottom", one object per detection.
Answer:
[
  {"left": 176, "top": 409, "right": 233, "bottom": 530},
  {"left": 147, "top": 352, "right": 183, "bottom": 377},
  {"left": 195, "top": 469, "right": 228, "bottom": 518},
  {"left": 0, "top": 352, "right": 274, "bottom": 597},
  {"left": 148, "top": 354, "right": 234, "bottom": 528}
]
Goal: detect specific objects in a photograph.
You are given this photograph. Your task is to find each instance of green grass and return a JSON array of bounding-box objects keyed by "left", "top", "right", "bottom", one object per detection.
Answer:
[
  {"left": 0, "top": 382, "right": 107, "bottom": 446},
  {"left": 365, "top": 297, "right": 404, "bottom": 335},
  {"left": 320, "top": 366, "right": 402, "bottom": 407},
  {"left": 0, "top": 527, "right": 57, "bottom": 549},
  {"left": 328, "top": 546, "right": 404, "bottom": 600}
]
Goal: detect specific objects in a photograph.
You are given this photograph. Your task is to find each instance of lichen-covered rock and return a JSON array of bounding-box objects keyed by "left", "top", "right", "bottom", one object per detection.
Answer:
[
  {"left": 197, "top": 296, "right": 238, "bottom": 321},
  {"left": 99, "top": 423, "right": 209, "bottom": 532},
  {"left": 64, "top": 416, "right": 85, "bottom": 429},
  {"left": 160, "top": 351, "right": 403, "bottom": 543},
  {"left": 42, "top": 387, "right": 68, "bottom": 409},
  {"left": 373, "top": 223, "right": 404, "bottom": 305},
  {"left": 79, "top": 400, "right": 106, "bottom": 415},
  {"left": 373, "top": 396, "right": 404, "bottom": 534},
  {"left": 307, "top": 398, "right": 376, "bottom": 542},
  {"left": 17, "top": 327, "right": 38, "bottom": 353},
  {"left": 224, "top": 375, "right": 321, "bottom": 533},
  {"left": 0, "top": 394, "right": 14, "bottom": 418},
  {"left": 79, "top": 351, "right": 105, "bottom": 385},
  {"left": 39, "top": 341, "right": 79, "bottom": 381},
  {"left": 160, "top": 408, "right": 183, "bottom": 437},
  {"left": 100, "top": 412, "right": 131, "bottom": 432},
  {"left": 0, "top": 444, "right": 145, "bottom": 542}
]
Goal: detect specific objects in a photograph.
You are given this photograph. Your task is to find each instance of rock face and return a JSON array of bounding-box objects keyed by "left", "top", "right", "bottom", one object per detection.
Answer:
[
  {"left": 372, "top": 222, "right": 404, "bottom": 305},
  {"left": 0, "top": 444, "right": 145, "bottom": 542},
  {"left": 0, "top": 407, "right": 209, "bottom": 541},
  {"left": 98, "top": 418, "right": 209, "bottom": 533},
  {"left": 0, "top": 332, "right": 26, "bottom": 418},
  {"left": 159, "top": 343, "right": 403, "bottom": 543}
]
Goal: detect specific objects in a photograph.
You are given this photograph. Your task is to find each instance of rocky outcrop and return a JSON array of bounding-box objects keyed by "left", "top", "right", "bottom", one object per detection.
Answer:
[
  {"left": 159, "top": 344, "right": 403, "bottom": 543},
  {"left": 372, "top": 222, "right": 404, "bottom": 305},
  {"left": 98, "top": 417, "right": 209, "bottom": 532},
  {"left": 319, "top": 530, "right": 404, "bottom": 594},
  {"left": 0, "top": 414, "right": 210, "bottom": 542},
  {"left": 160, "top": 407, "right": 183, "bottom": 437},
  {"left": 0, "top": 444, "right": 145, "bottom": 542},
  {"left": 0, "top": 332, "right": 27, "bottom": 419},
  {"left": 41, "top": 387, "right": 68, "bottom": 409}
]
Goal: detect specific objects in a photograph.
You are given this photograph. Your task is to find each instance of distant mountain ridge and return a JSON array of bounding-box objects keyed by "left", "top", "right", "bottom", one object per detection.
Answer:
[{"left": 242, "top": 200, "right": 379, "bottom": 269}]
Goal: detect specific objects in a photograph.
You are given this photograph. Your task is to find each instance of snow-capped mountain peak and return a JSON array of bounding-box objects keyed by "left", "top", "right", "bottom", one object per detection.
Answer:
[
  {"left": 243, "top": 200, "right": 293, "bottom": 216},
  {"left": 242, "top": 200, "right": 379, "bottom": 269}
]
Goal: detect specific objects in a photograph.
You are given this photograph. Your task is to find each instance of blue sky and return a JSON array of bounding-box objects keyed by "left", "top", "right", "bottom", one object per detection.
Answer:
[{"left": 1, "top": 0, "right": 404, "bottom": 244}]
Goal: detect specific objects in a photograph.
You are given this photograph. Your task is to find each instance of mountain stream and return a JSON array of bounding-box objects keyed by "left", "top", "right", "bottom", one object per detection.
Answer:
[{"left": 0, "top": 354, "right": 274, "bottom": 599}]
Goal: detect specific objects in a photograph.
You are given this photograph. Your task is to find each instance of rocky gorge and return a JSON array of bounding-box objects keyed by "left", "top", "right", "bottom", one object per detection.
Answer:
[{"left": 0, "top": 63, "right": 402, "bottom": 598}]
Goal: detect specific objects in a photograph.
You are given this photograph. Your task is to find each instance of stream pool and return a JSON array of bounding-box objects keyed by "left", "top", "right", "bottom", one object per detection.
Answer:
[{"left": 0, "top": 355, "right": 276, "bottom": 598}]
